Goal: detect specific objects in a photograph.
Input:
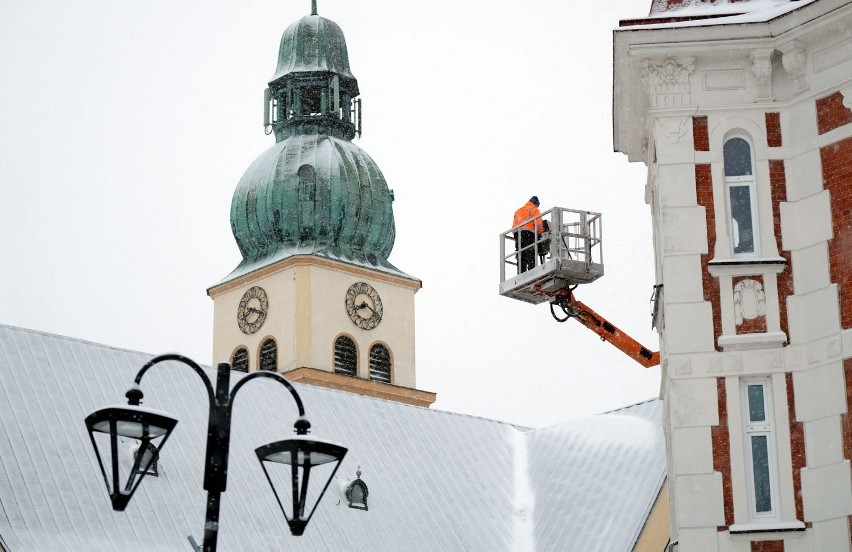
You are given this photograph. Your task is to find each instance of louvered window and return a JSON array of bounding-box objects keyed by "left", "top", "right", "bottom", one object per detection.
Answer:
[
  {"left": 259, "top": 338, "right": 277, "bottom": 372},
  {"left": 334, "top": 335, "right": 357, "bottom": 376},
  {"left": 369, "top": 344, "right": 391, "bottom": 383},
  {"left": 231, "top": 347, "right": 249, "bottom": 373}
]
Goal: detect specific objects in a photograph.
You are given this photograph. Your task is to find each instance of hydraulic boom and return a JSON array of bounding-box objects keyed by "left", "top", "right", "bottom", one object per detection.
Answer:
[{"left": 549, "top": 288, "right": 660, "bottom": 369}]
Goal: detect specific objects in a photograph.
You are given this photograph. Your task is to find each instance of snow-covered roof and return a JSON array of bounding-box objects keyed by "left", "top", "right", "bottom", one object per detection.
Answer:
[
  {"left": 624, "top": 0, "right": 819, "bottom": 29},
  {"left": 0, "top": 324, "right": 665, "bottom": 551}
]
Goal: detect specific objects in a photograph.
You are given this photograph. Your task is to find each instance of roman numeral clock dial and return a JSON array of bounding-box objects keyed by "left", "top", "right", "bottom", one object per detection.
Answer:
[
  {"left": 345, "top": 282, "right": 383, "bottom": 330},
  {"left": 237, "top": 286, "right": 269, "bottom": 334}
]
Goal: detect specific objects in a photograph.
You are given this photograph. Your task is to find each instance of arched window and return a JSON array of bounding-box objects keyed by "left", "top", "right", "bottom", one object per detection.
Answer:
[
  {"left": 334, "top": 335, "right": 357, "bottom": 376},
  {"left": 724, "top": 136, "right": 759, "bottom": 256},
  {"left": 259, "top": 338, "right": 277, "bottom": 372},
  {"left": 231, "top": 347, "right": 249, "bottom": 373},
  {"left": 369, "top": 344, "right": 392, "bottom": 383}
]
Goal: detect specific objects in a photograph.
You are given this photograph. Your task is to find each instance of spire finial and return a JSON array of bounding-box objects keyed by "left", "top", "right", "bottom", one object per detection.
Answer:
[{"left": 311, "top": 0, "right": 317, "bottom": 15}]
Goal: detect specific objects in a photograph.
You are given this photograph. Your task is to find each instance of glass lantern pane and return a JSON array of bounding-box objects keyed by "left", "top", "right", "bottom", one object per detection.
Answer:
[
  {"left": 747, "top": 384, "right": 766, "bottom": 422},
  {"left": 751, "top": 435, "right": 772, "bottom": 513},
  {"left": 729, "top": 186, "right": 754, "bottom": 254}
]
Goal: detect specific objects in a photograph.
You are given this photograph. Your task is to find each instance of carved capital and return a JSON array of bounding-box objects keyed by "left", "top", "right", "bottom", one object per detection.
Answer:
[
  {"left": 641, "top": 58, "right": 695, "bottom": 108},
  {"left": 750, "top": 49, "right": 773, "bottom": 83},
  {"left": 750, "top": 48, "right": 773, "bottom": 101},
  {"left": 779, "top": 41, "right": 809, "bottom": 94}
]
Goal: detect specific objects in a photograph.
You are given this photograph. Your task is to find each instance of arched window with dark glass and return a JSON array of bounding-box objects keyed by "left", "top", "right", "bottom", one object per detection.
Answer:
[
  {"left": 231, "top": 347, "right": 249, "bottom": 373},
  {"left": 724, "top": 136, "right": 758, "bottom": 255},
  {"left": 259, "top": 338, "right": 277, "bottom": 372},
  {"left": 369, "top": 344, "right": 391, "bottom": 383},
  {"left": 334, "top": 335, "right": 357, "bottom": 376}
]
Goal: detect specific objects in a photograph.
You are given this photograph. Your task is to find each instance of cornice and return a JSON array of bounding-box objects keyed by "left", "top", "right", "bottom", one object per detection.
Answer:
[{"left": 208, "top": 255, "right": 422, "bottom": 298}]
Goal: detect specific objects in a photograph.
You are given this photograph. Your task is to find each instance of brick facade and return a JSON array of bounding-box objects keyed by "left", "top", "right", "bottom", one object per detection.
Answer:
[
  {"left": 693, "top": 116, "right": 710, "bottom": 151},
  {"left": 769, "top": 159, "right": 792, "bottom": 340},
  {"left": 821, "top": 135, "right": 852, "bottom": 329},
  {"left": 696, "top": 163, "right": 723, "bottom": 347},
  {"left": 751, "top": 540, "right": 785, "bottom": 552},
  {"left": 712, "top": 377, "right": 735, "bottom": 529},
  {"left": 816, "top": 91, "right": 852, "bottom": 135},
  {"left": 766, "top": 112, "right": 782, "bottom": 147},
  {"left": 785, "top": 372, "right": 806, "bottom": 522}
]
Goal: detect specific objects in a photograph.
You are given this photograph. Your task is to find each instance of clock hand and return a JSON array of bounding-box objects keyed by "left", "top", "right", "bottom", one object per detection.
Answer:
[{"left": 356, "top": 301, "right": 375, "bottom": 315}]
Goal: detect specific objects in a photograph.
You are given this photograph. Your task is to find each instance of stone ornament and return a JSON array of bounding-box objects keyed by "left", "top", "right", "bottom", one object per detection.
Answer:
[
  {"left": 750, "top": 49, "right": 773, "bottom": 101},
  {"left": 641, "top": 58, "right": 695, "bottom": 108},
  {"left": 779, "top": 41, "right": 809, "bottom": 94},
  {"left": 733, "top": 279, "right": 766, "bottom": 325}
]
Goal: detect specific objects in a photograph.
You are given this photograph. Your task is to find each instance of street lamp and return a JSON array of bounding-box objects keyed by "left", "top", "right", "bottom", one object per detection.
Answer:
[{"left": 84, "top": 353, "right": 346, "bottom": 552}]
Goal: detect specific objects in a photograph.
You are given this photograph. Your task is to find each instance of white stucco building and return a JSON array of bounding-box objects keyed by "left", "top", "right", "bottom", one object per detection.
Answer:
[{"left": 614, "top": 0, "right": 852, "bottom": 550}]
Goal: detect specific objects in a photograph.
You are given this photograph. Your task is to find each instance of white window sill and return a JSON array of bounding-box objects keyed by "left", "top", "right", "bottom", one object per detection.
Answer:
[
  {"left": 719, "top": 331, "right": 787, "bottom": 350},
  {"left": 729, "top": 521, "right": 806, "bottom": 541},
  {"left": 708, "top": 258, "right": 786, "bottom": 277}
]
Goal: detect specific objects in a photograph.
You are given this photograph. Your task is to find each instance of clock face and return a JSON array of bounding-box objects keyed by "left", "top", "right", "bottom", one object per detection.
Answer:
[
  {"left": 345, "top": 282, "right": 383, "bottom": 330},
  {"left": 237, "top": 286, "right": 269, "bottom": 335}
]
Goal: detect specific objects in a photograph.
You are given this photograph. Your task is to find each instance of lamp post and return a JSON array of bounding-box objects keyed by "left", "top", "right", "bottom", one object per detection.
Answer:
[{"left": 84, "top": 353, "right": 347, "bottom": 552}]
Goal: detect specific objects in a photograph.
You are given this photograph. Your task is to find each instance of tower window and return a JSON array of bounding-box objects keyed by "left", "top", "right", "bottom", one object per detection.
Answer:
[
  {"left": 369, "top": 344, "right": 391, "bottom": 383},
  {"left": 741, "top": 378, "right": 779, "bottom": 521},
  {"left": 334, "top": 335, "right": 357, "bottom": 376},
  {"left": 231, "top": 347, "right": 249, "bottom": 373},
  {"left": 724, "top": 136, "right": 759, "bottom": 256},
  {"left": 301, "top": 86, "right": 322, "bottom": 115},
  {"left": 259, "top": 338, "right": 277, "bottom": 372}
]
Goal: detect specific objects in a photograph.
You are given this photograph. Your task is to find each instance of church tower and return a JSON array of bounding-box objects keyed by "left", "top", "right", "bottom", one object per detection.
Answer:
[
  {"left": 208, "top": 4, "right": 434, "bottom": 408},
  {"left": 615, "top": 1, "right": 852, "bottom": 550}
]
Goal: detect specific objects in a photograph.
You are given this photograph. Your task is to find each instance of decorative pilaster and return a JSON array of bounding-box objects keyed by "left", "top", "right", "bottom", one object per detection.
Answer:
[
  {"left": 641, "top": 58, "right": 695, "bottom": 108},
  {"left": 750, "top": 48, "right": 773, "bottom": 101}
]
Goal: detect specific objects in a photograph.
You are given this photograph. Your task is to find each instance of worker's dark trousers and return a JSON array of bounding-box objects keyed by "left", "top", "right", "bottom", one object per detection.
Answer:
[{"left": 515, "top": 230, "right": 535, "bottom": 273}]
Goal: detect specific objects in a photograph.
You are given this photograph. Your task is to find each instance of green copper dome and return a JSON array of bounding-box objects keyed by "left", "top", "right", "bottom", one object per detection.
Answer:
[
  {"left": 230, "top": 134, "right": 395, "bottom": 265},
  {"left": 271, "top": 15, "right": 357, "bottom": 88},
  {"left": 227, "top": 8, "right": 399, "bottom": 280}
]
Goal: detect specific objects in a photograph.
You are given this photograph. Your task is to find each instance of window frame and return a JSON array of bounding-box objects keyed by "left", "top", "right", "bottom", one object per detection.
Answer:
[
  {"left": 258, "top": 337, "right": 278, "bottom": 372},
  {"left": 368, "top": 343, "right": 392, "bottom": 384},
  {"left": 723, "top": 135, "right": 760, "bottom": 257},
  {"left": 333, "top": 334, "right": 358, "bottom": 377},
  {"left": 740, "top": 377, "right": 781, "bottom": 522},
  {"left": 231, "top": 346, "right": 249, "bottom": 373}
]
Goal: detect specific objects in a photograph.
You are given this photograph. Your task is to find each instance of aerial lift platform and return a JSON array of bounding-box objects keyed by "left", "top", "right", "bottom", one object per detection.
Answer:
[{"left": 499, "top": 207, "right": 659, "bottom": 369}]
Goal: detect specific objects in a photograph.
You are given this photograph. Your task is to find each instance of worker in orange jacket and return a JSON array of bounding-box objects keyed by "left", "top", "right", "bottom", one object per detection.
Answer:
[{"left": 513, "top": 196, "right": 542, "bottom": 273}]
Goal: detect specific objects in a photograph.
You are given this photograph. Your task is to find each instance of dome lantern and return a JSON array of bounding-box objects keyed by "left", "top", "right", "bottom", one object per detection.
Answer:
[{"left": 263, "top": 4, "right": 361, "bottom": 142}]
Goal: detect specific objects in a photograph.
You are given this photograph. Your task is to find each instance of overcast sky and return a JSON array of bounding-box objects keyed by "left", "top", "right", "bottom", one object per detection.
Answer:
[{"left": 1, "top": 0, "right": 658, "bottom": 428}]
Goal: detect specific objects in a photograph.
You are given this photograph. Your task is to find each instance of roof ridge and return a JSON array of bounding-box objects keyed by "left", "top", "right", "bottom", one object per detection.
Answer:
[{"left": 0, "top": 323, "right": 152, "bottom": 358}]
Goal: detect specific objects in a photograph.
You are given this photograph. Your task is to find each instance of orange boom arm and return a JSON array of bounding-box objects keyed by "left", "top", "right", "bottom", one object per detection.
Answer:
[{"left": 550, "top": 291, "right": 660, "bottom": 369}]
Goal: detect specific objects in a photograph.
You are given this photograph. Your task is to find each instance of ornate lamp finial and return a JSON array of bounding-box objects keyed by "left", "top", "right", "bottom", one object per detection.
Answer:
[{"left": 311, "top": 0, "right": 317, "bottom": 15}]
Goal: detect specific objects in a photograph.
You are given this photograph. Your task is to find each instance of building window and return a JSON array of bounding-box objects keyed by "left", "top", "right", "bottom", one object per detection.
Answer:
[
  {"left": 259, "top": 338, "right": 277, "bottom": 372},
  {"left": 334, "top": 335, "right": 357, "bottom": 376},
  {"left": 231, "top": 347, "right": 249, "bottom": 373},
  {"left": 369, "top": 344, "right": 391, "bottom": 383},
  {"left": 742, "top": 378, "right": 779, "bottom": 520},
  {"left": 724, "top": 136, "right": 759, "bottom": 256}
]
